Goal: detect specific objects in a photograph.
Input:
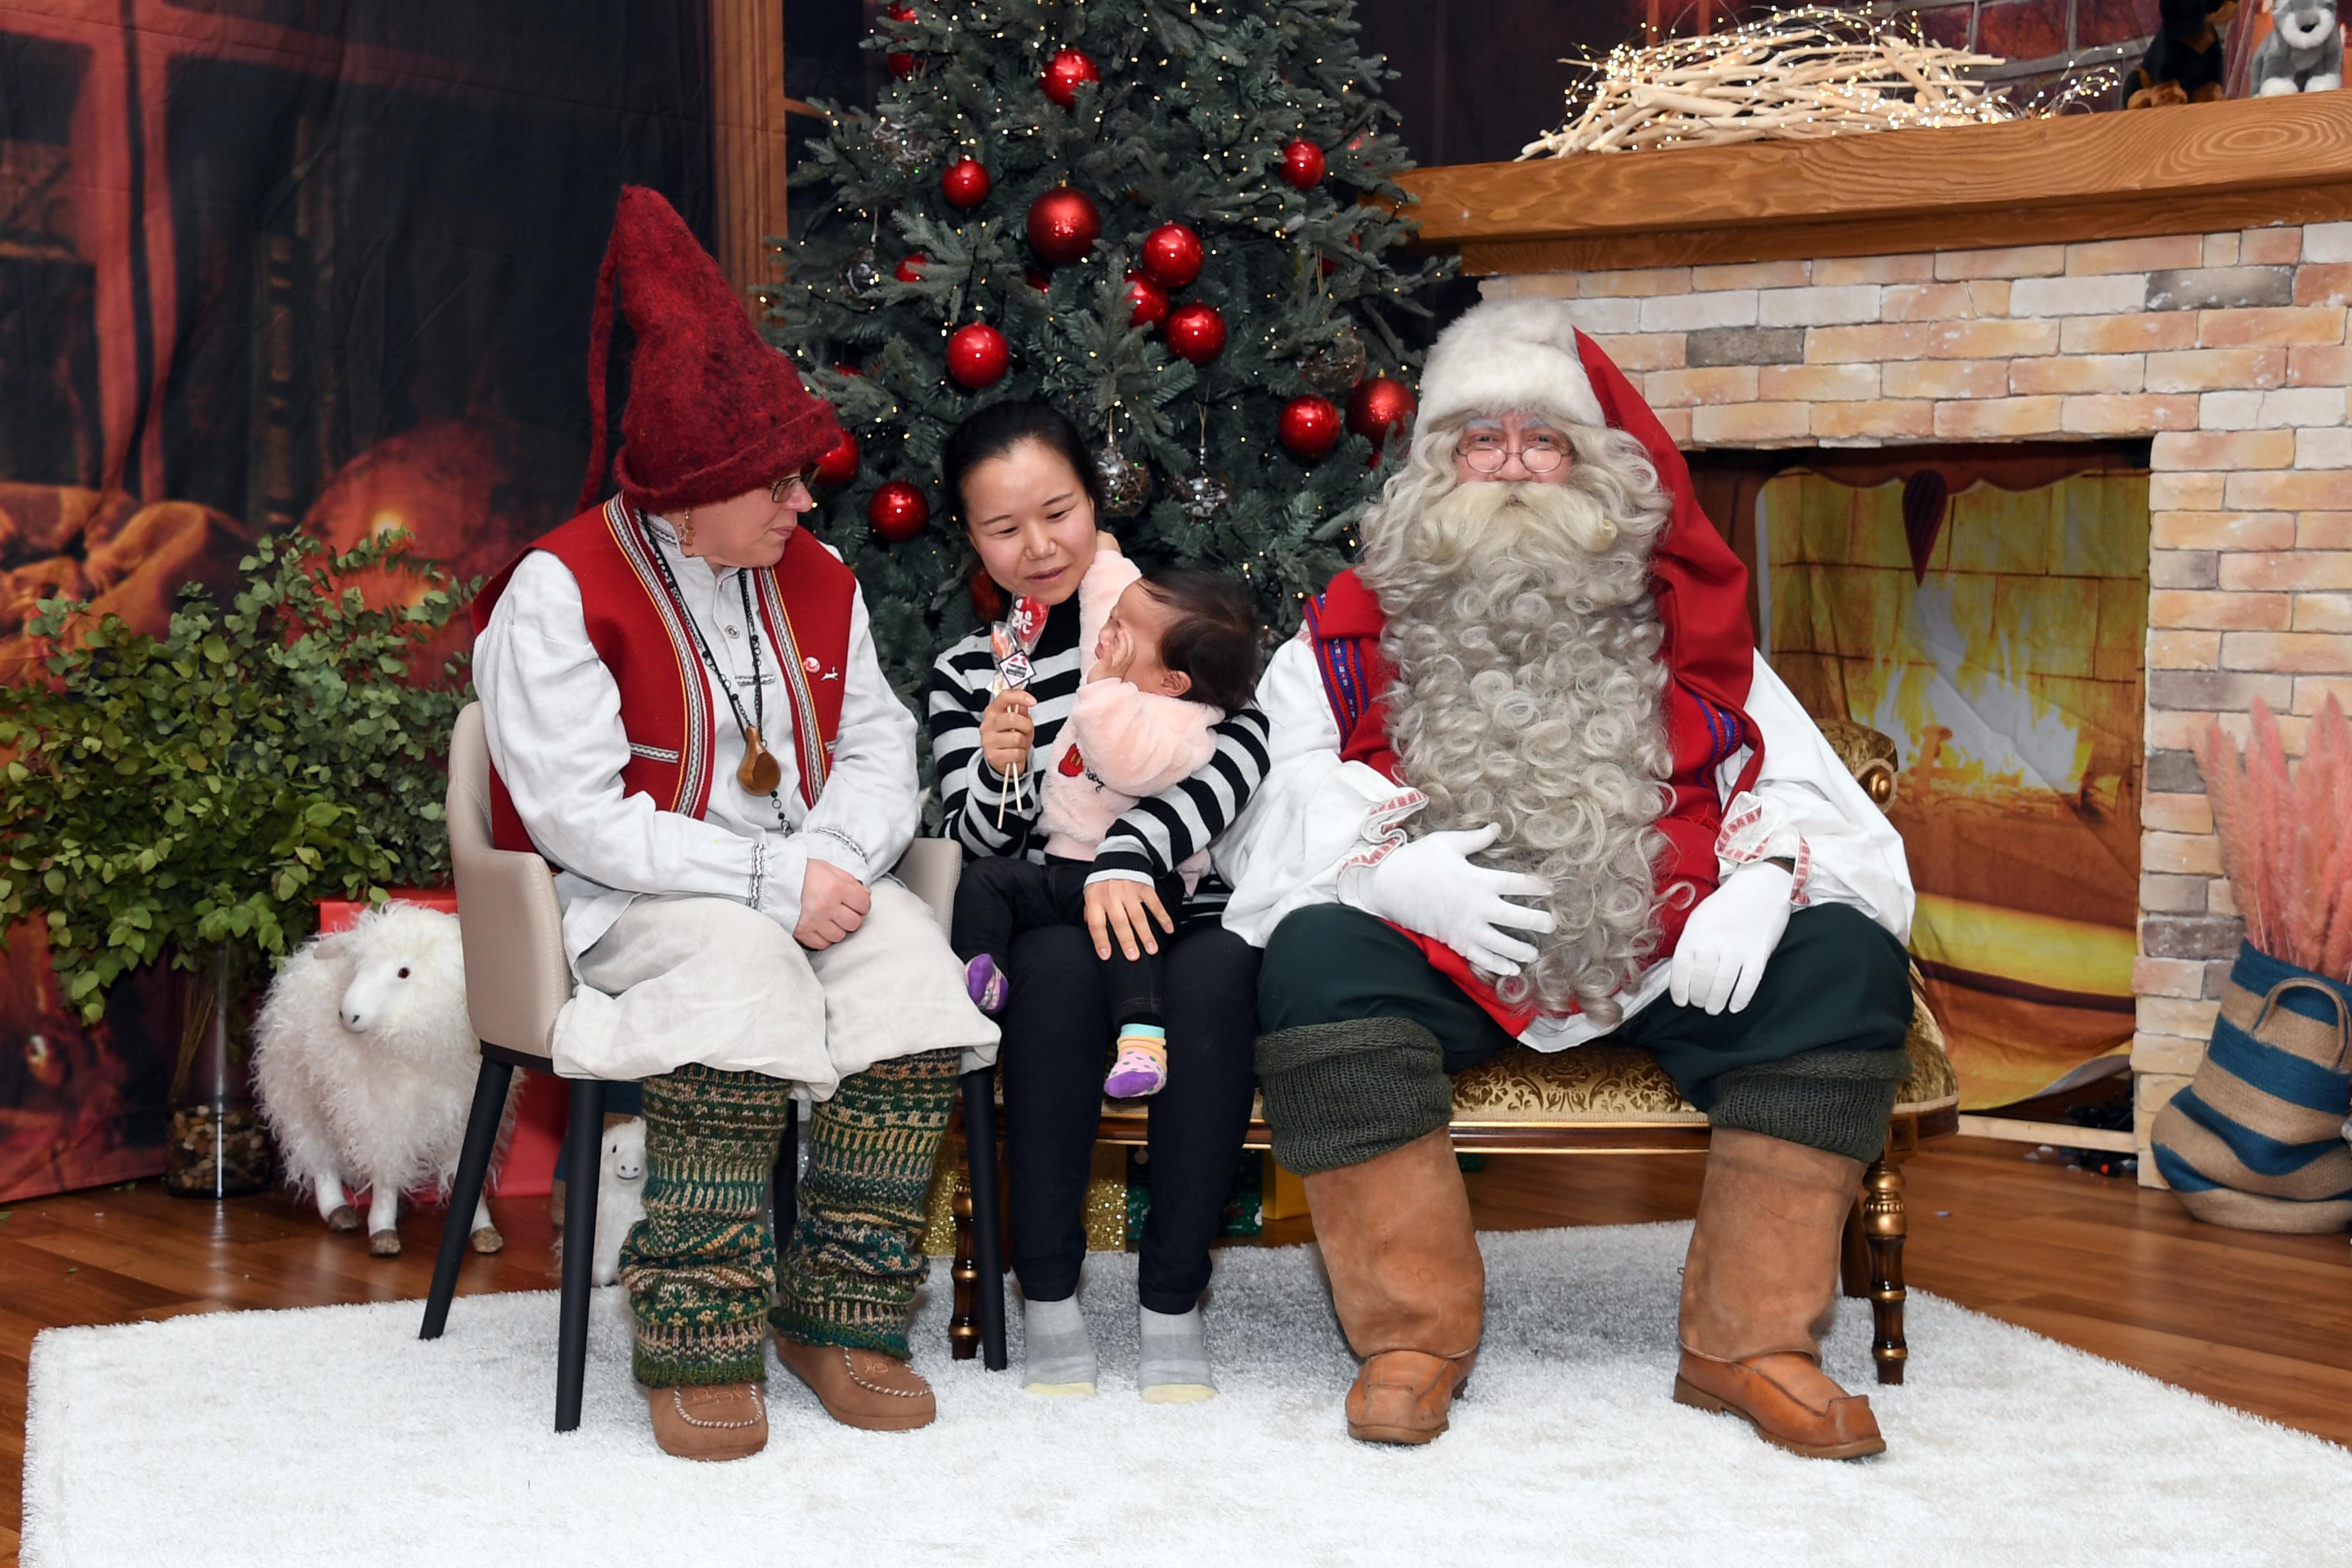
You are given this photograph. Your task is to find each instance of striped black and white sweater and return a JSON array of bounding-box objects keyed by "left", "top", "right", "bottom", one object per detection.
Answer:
[{"left": 925, "top": 594, "right": 1270, "bottom": 912}]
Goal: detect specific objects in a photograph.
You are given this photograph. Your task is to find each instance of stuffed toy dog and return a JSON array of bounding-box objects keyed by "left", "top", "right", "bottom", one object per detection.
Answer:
[
  {"left": 2130, "top": 0, "right": 2241, "bottom": 106},
  {"left": 2253, "top": 0, "right": 2345, "bottom": 93}
]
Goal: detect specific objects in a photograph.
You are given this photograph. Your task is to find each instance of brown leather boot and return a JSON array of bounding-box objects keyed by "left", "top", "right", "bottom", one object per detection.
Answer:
[
  {"left": 643, "top": 1383, "right": 768, "bottom": 1461},
  {"left": 1302, "top": 1128, "right": 1483, "bottom": 1446},
  {"left": 1674, "top": 1126, "right": 1885, "bottom": 1460}
]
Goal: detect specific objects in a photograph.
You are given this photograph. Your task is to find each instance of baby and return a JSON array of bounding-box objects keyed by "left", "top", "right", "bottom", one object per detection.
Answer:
[{"left": 952, "top": 542, "right": 1258, "bottom": 1097}]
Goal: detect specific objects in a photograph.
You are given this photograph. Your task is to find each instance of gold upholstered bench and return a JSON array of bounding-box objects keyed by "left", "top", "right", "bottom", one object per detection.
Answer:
[{"left": 941, "top": 720, "right": 1961, "bottom": 1386}]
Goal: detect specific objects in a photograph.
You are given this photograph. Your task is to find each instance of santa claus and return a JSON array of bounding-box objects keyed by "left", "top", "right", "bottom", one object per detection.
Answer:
[{"left": 1221, "top": 297, "right": 1916, "bottom": 1457}]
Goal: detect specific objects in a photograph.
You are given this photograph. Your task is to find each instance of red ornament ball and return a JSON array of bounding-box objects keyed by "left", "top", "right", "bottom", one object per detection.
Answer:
[
  {"left": 1025, "top": 187, "right": 1101, "bottom": 265},
  {"left": 894, "top": 251, "right": 928, "bottom": 283},
  {"left": 812, "top": 429, "right": 861, "bottom": 487},
  {"left": 1278, "top": 395, "right": 1343, "bottom": 460},
  {"left": 884, "top": 1, "right": 917, "bottom": 74},
  {"left": 1025, "top": 269, "right": 1051, "bottom": 292},
  {"left": 1040, "top": 46, "right": 1099, "bottom": 108},
  {"left": 1279, "top": 139, "right": 1326, "bottom": 190},
  {"left": 868, "top": 481, "right": 930, "bottom": 541},
  {"left": 1163, "top": 302, "right": 1226, "bottom": 364},
  {"left": 946, "top": 321, "right": 1011, "bottom": 387},
  {"left": 1140, "top": 222, "right": 1205, "bottom": 289},
  {"left": 941, "top": 157, "right": 991, "bottom": 208},
  {"left": 1123, "top": 271, "right": 1170, "bottom": 328},
  {"left": 1346, "top": 375, "right": 1418, "bottom": 449}
]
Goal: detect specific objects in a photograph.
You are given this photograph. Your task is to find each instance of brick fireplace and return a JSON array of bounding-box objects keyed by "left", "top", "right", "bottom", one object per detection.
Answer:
[{"left": 1400, "top": 96, "right": 2352, "bottom": 1178}]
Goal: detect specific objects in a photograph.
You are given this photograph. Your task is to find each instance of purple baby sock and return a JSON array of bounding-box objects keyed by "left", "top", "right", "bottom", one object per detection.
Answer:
[{"left": 966, "top": 954, "right": 1008, "bottom": 1015}]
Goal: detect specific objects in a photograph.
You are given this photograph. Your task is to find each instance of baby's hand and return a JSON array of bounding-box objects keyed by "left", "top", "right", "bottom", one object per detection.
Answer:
[{"left": 1094, "top": 531, "right": 1122, "bottom": 556}]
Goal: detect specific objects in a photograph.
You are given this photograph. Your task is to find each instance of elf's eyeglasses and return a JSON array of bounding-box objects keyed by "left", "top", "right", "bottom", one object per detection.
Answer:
[
  {"left": 770, "top": 466, "right": 819, "bottom": 504},
  {"left": 1458, "top": 428, "right": 1569, "bottom": 475}
]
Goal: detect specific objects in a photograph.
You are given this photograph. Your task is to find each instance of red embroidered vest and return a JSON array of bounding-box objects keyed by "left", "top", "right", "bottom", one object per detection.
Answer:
[{"left": 472, "top": 498, "right": 858, "bottom": 861}]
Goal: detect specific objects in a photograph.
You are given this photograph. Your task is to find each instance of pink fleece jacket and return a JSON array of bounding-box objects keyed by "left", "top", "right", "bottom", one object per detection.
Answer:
[{"left": 1040, "top": 551, "right": 1221, "bottom": 887}]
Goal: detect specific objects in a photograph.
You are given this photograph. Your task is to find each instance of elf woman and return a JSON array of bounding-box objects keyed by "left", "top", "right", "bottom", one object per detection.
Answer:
[
  {"left": 925, "top": 400, "right": 1267, "bottom": 1403},
  {"left": 473, "top": 188, "right": 998, "bottom": 1461}
]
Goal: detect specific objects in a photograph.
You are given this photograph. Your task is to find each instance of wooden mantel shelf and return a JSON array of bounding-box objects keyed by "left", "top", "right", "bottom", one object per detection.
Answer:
[{"left": 1395, "top": 92, "right": 2352, "bottom": 273}]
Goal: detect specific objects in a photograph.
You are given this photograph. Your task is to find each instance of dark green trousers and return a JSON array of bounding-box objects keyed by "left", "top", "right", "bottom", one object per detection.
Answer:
[{"left": 1256, "top": 901, "right": 1914, "bottom": 1164}]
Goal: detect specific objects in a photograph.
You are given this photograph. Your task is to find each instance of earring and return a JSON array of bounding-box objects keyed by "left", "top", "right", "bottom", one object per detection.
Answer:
[{"left": 678, "top": 508, "right": 696, "bottom": 553}]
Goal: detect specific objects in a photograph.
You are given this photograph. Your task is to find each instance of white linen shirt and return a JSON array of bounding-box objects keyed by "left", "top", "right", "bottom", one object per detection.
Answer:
[
  {"left": 1217, "top": 629, "right": 1914, "bottom": 1052},
  {"left": 472, "top": 514, "right": 920, "bottom": 970}
]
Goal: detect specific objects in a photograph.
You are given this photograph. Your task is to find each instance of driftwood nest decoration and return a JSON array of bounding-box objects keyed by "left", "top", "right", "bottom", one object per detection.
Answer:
[{"left": 1520, "top": 7, "right": 2110, "bottom": 159}]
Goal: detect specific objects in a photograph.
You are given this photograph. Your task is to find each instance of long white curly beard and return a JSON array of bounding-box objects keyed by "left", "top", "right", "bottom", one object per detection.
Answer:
[{"left": 1356, "top": 448, "right": 1673, "bottom": 1026}]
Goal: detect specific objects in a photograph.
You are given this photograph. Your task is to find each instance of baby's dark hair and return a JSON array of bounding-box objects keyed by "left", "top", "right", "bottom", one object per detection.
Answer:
[
  {"left": 1138, "top": 568, "right": 1259, "bottom": 714},
  {"left": 940, "top": 398, "right": 1104, "bottom": 526}
]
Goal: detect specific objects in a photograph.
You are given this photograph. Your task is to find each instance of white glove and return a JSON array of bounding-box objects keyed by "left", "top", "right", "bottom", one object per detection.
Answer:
[
  {"left": 1669, "top": 863, "right": 1795, "bottom": 1016},
  {"left": 1342, "top": 823, "right": 1555, "bottom": 977}
]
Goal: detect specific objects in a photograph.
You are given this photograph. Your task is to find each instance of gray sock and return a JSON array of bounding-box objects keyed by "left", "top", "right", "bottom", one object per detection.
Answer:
[
  {"left": 1138, "top": 1303, "right": 1215, "bottom": 1403},
  {"left": 1021, "top": 1293, "right": 1097, "bottom": 1396}
]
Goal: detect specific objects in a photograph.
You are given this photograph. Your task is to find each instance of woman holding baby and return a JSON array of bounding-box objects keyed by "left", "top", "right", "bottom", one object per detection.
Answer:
[{"left": 924, "top": 400, "right": 1267, "bottom": 1405}]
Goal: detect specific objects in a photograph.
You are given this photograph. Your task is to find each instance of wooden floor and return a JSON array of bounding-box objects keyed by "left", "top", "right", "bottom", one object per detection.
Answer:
[{"left": 8, "top": 1135, "right": 2351, "bottom": 1562}]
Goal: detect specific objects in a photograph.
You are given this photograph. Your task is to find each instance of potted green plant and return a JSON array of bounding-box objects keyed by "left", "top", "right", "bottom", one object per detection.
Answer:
[{"left": 0, "top": 531, "right": 471, "bottom": 1197}]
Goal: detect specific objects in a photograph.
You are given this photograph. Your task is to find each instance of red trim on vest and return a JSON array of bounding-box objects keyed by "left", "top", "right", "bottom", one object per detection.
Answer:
[
  {"left": 1301, "top": 331, "right": 1768, "bottom": 1035},
  {"left": 473, "top": 500, "right": 857, "bottom": 860}
]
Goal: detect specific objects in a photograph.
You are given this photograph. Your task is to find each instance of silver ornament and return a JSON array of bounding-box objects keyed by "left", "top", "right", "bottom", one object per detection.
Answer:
[
  {"left": 1300, "top": 325, "right": 1368, "bottom": 402},
  {"left": 843, "top": 246, "right": 887, "bottom": 302},
  {"left": 872, "top": 111, "right": 939, "bottom": 173},
  {"left": 1095, "top": 433, "right": 1152, "bottom": 518},
  {"left": 1171, "top": 467, "right": 1230, "bottom": 520}
]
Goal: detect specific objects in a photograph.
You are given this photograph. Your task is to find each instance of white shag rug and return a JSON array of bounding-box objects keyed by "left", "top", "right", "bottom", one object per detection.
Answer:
[{"left": 23, "top": 1222, "right": 2342, "bottom": 1568}]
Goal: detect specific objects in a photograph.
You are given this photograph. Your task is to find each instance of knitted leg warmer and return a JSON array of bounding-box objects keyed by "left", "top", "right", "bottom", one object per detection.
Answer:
[
  {"left": 1255, "top": 1019, "right": 1453, "bottom": 1177},
  {"left": 769, "top": 1048, "right": 962, "bottom": 1360},
  {"left": 1707, "top": 1046, "right": 1911, "bottom": 1166},
  {"left": 620, "top": 1062, "right": 794, "bottom": 1387}
]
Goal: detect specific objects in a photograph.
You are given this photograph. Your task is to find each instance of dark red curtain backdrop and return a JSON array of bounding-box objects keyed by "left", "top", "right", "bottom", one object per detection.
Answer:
[{"left": 0, "top": 0, "right": 716, "bottom": 1202}]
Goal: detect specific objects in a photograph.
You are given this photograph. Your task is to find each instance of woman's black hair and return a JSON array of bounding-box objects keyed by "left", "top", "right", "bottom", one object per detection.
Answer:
[
  {"left": 940, "top": 398, "right": 1104, "bottom": 527},
  {"left": 1138, "top": 567, "right": 1260, "bottom": 714}
]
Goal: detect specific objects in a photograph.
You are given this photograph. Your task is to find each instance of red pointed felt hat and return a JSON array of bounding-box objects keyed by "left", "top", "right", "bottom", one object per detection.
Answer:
[{"left": 578, "top": 185, "right": 839, "bottom": 513}]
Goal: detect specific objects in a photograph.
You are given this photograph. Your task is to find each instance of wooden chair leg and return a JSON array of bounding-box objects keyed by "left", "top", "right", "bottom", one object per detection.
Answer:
[
  {"left": 1839, "top": 1186, "right": 1869, "bottom": 1300},
  {"left": 554, "top": 1078, "right": 605, "bottom": 1432},
  {"left": 1861, "top": 1155, "right": 1908, "bottom": 1386},
  {"left": 419, "top": 1055, "right": 514, "bottom": 1342},
  {"left": 950, "top": 1161, "right": 980, "bottom": 1362},
  {"left": 770, "top": 1098, "right": 799, "bottom": 1257}
]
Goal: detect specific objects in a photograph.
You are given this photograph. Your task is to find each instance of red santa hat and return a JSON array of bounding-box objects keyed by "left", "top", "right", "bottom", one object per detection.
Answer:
[{"left": 578, "top": 186, "right": 840, "bottom": 513}]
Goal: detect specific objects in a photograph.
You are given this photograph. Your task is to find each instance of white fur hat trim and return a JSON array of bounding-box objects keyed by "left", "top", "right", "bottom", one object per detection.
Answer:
[{"left": 1417, "top": 295, "right": 1608, "bottom": 433}]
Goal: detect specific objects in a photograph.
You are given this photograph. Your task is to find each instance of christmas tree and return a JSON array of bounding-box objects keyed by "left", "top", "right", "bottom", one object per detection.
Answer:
[{"left": 767, "top": 0, "right": 1449, "bottom": 700}]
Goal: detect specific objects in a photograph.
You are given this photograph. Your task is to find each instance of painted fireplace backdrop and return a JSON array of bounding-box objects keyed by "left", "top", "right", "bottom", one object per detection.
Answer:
[
  {"left": 1758, "top": 453, "right": 2150, "bottom": 1108},
  {"left": 0, "top": 0, "right": 718, "bottom": 1202}
]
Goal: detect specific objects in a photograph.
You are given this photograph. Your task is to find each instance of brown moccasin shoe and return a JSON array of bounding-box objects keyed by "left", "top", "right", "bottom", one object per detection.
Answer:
[
  {"left": 1674, "top": 1349, "right": 1884, "bottom": 1460},
  {"left": 644, "top": 1383, "right": 769, "bottom": 1461},
  {"left": 774, "top": 1335, "right": 936, "bottom": 1431},
  {"left": 1344, "top": 1349, "right": 1473, "bottom": 1446}
]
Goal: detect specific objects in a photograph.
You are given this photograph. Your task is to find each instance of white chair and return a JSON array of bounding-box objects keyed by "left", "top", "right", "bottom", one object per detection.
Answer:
[{"left": 418, "top": 701, "right": 1004, "bottom": 1431}]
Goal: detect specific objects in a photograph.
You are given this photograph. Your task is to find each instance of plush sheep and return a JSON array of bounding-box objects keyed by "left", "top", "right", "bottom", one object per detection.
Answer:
[
  {"left": 253, "top": 903, "right": 518, "bottom": 1257},
  {"left": 590, "top": 1118, "right": 647, "bottom": 1287}
]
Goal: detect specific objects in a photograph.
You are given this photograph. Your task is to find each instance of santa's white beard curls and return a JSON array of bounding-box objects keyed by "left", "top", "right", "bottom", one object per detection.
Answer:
[{"left": 1356, "top": 431, "right": 1674, "bottom": 1025}]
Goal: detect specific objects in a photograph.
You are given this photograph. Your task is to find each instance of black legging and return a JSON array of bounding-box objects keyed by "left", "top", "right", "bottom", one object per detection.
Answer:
[{"left": 997, "top": 917, "right": 1260, "bottom": 1315}]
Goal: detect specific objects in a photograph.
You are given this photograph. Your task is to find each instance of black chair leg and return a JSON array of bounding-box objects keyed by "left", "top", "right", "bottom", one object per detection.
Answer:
[
  {"left": 960, "top": 1066, "right": 1008, "bottom": 1371},
  {"left": 771, "top": 1097, "right": 799, "bottom": 1255},
  {"left": 555, "top": 1078, "right": 605, "bottom": 1432},
  {"left": 419, "top": 1055, "right": 514, "bottom": 1342}
]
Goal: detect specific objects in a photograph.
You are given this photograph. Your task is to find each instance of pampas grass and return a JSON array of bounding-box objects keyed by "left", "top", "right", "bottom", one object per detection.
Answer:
[{"left": 2197, "top": 696, "right": 2352, "bottom": 980}]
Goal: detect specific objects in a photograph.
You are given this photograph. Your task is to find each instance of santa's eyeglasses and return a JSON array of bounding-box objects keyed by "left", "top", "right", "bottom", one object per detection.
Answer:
[
  {"left": 769, "top": 466, "right": 819, "bottom": 503},
  {"left": 1457, "top": 429, "right": 1569, "bottom": 474}
]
